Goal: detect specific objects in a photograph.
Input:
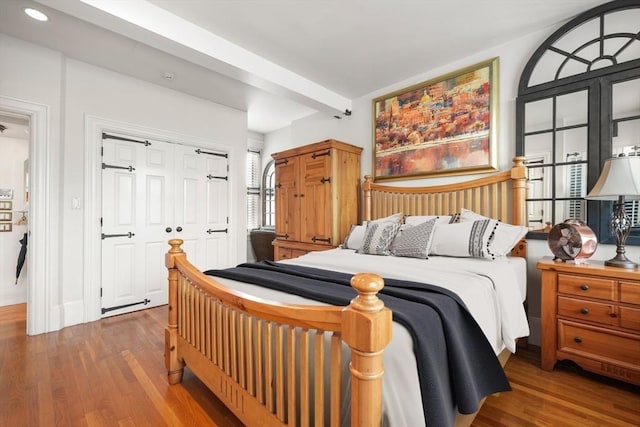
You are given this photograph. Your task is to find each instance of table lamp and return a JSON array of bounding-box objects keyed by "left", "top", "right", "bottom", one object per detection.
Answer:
[{"left": 585, "top": 154, "right": 640, "bottom": 268}]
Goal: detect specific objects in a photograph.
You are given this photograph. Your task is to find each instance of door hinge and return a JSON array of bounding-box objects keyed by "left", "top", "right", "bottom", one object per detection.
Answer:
[
  {"left": 102, "top": 163, "right": 135, "bottom": 172},
  {"left": 100, "top": 217, "right": 103, "bottom": 227},
  {"left": 100, "top": 287, "right": 102, "bottom": 297}
]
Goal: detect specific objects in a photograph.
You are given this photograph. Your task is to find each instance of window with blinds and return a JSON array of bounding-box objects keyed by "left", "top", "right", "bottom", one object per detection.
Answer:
[
  {"left": 567, "top": 152, "right": 585, "bottom": 220},
  {"left": 262, "top": 160, "right": 275, "bottom": 228},
  {"left": 246, "top": 150, "right": 261, "bottom": 230}
]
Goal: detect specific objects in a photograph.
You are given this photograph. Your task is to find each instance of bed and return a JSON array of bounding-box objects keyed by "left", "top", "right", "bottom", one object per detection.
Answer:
[{"left": 164, "top": 156, "right": 529, "bottom": 427}]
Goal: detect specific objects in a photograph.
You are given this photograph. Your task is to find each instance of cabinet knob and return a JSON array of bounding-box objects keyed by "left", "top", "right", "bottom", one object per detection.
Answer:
[
  {"left": 580, "top": 307, "right": 589, "bottom": 315},
  {"left": 573, "top": 336, "right": 583, "bottom": 344},
  {"left": 165, "top": 227, "right": 172, "bottom": 233},
  {"left": 580, "top": 284, "right": 589, "bottom": 291},
  {"left": 176, "top": 226, "right": 183, "bottom": 232}
]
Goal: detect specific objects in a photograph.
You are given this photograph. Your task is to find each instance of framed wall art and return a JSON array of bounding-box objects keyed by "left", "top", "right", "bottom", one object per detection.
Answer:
[{"left": 372, "top": 57, "right": 499, "bottom": 181}]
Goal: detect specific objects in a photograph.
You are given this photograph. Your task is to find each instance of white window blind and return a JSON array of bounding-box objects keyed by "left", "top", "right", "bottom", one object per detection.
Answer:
[
  {"left": 247, "top": 150, "right": 261, "bottom": 230},
  {"left": 567, "top": 152, "right": 585, "bottom": 219}
]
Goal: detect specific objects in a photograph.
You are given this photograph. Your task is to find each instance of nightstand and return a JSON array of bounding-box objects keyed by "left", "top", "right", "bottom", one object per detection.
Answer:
[{"left": 537, "top": 258, "right": 640, "bottom": 385}]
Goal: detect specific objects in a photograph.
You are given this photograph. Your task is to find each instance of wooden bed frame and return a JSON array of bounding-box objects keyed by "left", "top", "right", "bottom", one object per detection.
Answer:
[{"left": 165, "top": 157, "right": 528, "bottom": 426}]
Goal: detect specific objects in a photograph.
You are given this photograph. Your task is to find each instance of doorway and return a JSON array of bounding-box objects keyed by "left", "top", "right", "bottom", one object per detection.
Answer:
[
  {"left": 0, "top": 96, "right": 52, "bottom": 336},
  {"left": 0, "top": 112, "right": 29, "bottom": 325}
]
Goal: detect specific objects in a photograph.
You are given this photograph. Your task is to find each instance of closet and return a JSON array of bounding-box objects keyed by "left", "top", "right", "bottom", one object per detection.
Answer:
[
  {"left": 101, "top": 133, "right": 229, "bottom": 316},
  {"left": 272, "top": 139, "right": 362, "bottom": 260}
]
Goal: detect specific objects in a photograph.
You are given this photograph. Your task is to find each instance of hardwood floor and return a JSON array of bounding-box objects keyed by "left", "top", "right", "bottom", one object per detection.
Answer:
[{"left": 1, "top": 304, "right": 638, "bottom": 426}]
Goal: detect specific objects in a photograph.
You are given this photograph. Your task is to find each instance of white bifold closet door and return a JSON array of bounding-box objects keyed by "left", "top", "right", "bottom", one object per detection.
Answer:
[{"left": 101, "top": 134, "right": 229, "bottom": 317}]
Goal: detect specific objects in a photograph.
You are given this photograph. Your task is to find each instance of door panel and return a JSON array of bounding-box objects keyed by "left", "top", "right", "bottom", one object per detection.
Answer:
[
  {"left": 102, "top": 138, "right": 172, "bottom": 317},
  {"left": 300, "top": 154, "right": 331, "bottom": 244},
  {"left": 204, "top": 155, "right": 229, "bottom": 269},
  {"left": 275, "top": 157, "right": 299, "bottom": 242}
]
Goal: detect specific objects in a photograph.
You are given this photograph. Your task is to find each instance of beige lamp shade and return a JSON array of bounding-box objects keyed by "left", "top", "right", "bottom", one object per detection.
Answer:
[{"left": 585, "top": 155, "right": 640, "bottom": 200}]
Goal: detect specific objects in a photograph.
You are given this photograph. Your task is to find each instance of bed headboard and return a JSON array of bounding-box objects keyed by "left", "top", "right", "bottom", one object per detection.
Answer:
[{"left": 363, "top": 157, "right": 528, "bottom": 256}]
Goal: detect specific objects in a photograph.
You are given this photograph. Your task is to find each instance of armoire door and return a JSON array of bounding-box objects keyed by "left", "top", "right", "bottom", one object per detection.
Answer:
[
  {"left": 101, "top": 135, "right": 229, "bottom": 317},
  {"left": 299, "top": 152, "right": 332, "bottom": 244},
  {"left": 274, "top": 156, "right": 300, "bottom": 242}
]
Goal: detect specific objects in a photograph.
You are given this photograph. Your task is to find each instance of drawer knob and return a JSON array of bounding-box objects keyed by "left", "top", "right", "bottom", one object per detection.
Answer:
[
  {"left": 574, "top": 336, "right": 583, "bottom": 344},
  {"left": 580, "top": 308, "right": 589, "bottom": 315},
  {"left": 580, "top": 284, "right": 589, "bottom": 291}
]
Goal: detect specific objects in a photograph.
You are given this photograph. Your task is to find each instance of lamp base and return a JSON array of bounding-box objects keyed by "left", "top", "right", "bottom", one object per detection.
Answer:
[{"left": 604, "top": 254, "right": 638, "bottom": 269}]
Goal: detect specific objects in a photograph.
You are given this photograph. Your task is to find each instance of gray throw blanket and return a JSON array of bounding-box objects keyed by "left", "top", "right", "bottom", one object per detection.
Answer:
[{"left": 205, "top": 261, "right": 510, "bottom": 427}]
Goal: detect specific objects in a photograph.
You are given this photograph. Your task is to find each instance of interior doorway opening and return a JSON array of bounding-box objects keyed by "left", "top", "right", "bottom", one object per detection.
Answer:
[{"left": 0, "top": 111, "right": 31, "bottom": 333}]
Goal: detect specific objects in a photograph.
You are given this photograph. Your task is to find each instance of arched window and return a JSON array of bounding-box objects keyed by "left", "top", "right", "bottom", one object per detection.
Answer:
[
  {"left": 516, "top": 0, "right": 640, "bottom": 245},
  {"left": 262, "top": 160, "right": 275, "bottom": 228}
]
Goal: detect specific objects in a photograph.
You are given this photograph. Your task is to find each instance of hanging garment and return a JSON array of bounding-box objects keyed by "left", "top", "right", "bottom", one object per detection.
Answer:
[{"left": 16, "top": 233, "right": 27, "bottom": 285}]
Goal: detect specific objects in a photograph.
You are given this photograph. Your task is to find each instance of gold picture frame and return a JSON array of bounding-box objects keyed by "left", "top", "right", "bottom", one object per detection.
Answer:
[{"left": 372, "top": 57, "right": 499, "bottom": 181}]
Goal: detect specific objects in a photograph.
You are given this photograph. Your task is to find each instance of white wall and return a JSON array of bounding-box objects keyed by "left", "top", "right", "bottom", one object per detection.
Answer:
[
  {"left": 263, "top": 24, "right": 640, "bottom": 346},
  {"left": 0, "top": 135, "right": 29, "bottom": 305},
  {"left": 0, "top": 33, "right": 248, "bottom": 332}
]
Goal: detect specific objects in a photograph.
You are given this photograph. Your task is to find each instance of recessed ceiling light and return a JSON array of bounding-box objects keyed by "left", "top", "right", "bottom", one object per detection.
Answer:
[{"left": 24, "top": 8, "right": 49, "bottom": 22}]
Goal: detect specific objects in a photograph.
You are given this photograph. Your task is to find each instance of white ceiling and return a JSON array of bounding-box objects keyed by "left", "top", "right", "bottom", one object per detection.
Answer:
[{"left": 0, "top": 0, "right": 611, "bottom": 134}]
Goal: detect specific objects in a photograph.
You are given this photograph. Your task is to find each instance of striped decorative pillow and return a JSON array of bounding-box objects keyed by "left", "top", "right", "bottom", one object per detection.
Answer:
[
  {"left": 356, "top": 221, "right": 402, "bottom": 256},
  {"left": 391, "top": 218, "right": 437, "bottom": 259}
]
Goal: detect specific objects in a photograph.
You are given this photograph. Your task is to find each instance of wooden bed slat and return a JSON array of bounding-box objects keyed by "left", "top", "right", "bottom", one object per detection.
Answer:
[
  {"left": 330, "top": 333, "right": 342, "bottom": 427},
  {"left": 314, "top": 331, "right": 325, "bottom": 427},
  {"left": 275, "top": 326, "right": 285, "bottom": 421},
  {"left": 287, "top": 327, "right": 296, "bottom": 426},
  {"left": 300, "top": 330, "right": 310, "bottom": 427}
]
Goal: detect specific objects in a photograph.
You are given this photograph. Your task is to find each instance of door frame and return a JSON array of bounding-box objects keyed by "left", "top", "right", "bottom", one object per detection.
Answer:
[
  {"left": 0, "top": 96, "right": 54, "bottom": 335},
  {"left": 84, "top": 116, "right": 233, "bottom": 321}
]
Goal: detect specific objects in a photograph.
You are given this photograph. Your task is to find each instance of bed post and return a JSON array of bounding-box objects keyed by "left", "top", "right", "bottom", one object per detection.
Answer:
[
  {"left": 165, "top": 239, "right": 185, "bottom": 384},
  {"left": 342, "top": 273, "right": 392, "bottom": 427},
  {"left": 510, "top": 156, "right": 528, "bottom": 258},
  {"left": 510, "top": 156, "right": 527, "bottom": 226},
  {"left": 363, "top": 175, "right": 373, "bottom": 222}
]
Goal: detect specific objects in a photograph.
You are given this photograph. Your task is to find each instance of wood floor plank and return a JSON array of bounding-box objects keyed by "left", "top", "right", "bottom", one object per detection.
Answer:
[{"left": 1, "top": 304, "right": 638, "bottom": 426}]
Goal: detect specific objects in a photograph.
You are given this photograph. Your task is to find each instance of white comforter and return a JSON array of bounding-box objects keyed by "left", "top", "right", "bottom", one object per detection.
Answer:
[{"left": 210, "top": 249, "right": 530, "bottom": 426}]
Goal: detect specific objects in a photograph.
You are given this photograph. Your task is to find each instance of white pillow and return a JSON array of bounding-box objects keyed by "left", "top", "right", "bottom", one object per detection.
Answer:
[
  {"left": 405, "top": 215, "right": 458, "bottom": 226},
  {"left": 342, "top": 224, "right": 366, "bottom": 249},
  {"left": 429, "top": 220, "right": 497, "bottom": 259},
  {"left": 458, "top": 209, "right": 528, "bottom": 257},
  {"left": 390, "top": 218, "right": 437, "bottom": 259},
  {"left": 356, "top": 221, "right": 402, "bottom": 256}
]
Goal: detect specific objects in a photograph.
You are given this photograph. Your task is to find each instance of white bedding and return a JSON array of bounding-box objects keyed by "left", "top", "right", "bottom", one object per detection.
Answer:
[{"left": 209, "top": 249, "right": 529, "bottom": 426}]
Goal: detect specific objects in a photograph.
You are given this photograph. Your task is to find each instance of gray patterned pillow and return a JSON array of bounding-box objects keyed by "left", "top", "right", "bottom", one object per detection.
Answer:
[
  {"left": 356, "top": 221, "right": 402, "bottom": 255},
  {"left": 391, "top": 218, "right": 437, "bottom": 259}
]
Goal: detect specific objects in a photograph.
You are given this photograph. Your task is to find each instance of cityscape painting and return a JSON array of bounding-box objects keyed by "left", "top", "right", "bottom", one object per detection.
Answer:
[{"left": 373, "top": 58, "right": 499, "bottom": 180}]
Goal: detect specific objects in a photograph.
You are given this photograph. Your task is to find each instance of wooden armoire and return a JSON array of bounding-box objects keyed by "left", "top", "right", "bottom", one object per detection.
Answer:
[{"left": 272, "top": 139, "right": 362, "bottom": 260}]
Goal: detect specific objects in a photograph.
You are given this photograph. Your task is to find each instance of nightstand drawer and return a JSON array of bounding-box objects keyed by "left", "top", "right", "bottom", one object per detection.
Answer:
[
  {"left": 620, "top": 282, "right": 640, "bottom": 305},
  {"left": 558, "top": 321, "right": 640, "bottom": 366},
  {"left": 621, "top": 306, "right": 640, "bottom": 332},
  {"left": 558, "top": 296, "right": 617, "bottom": 326},
  {"left": 558, "top": 274, "right": 615, "bottom": 301}
]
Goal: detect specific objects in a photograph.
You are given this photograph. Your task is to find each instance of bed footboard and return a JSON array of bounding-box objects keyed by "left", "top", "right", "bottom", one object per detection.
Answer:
[{"left": 165, "top": 239, "right": 392, "bottom": 427}]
